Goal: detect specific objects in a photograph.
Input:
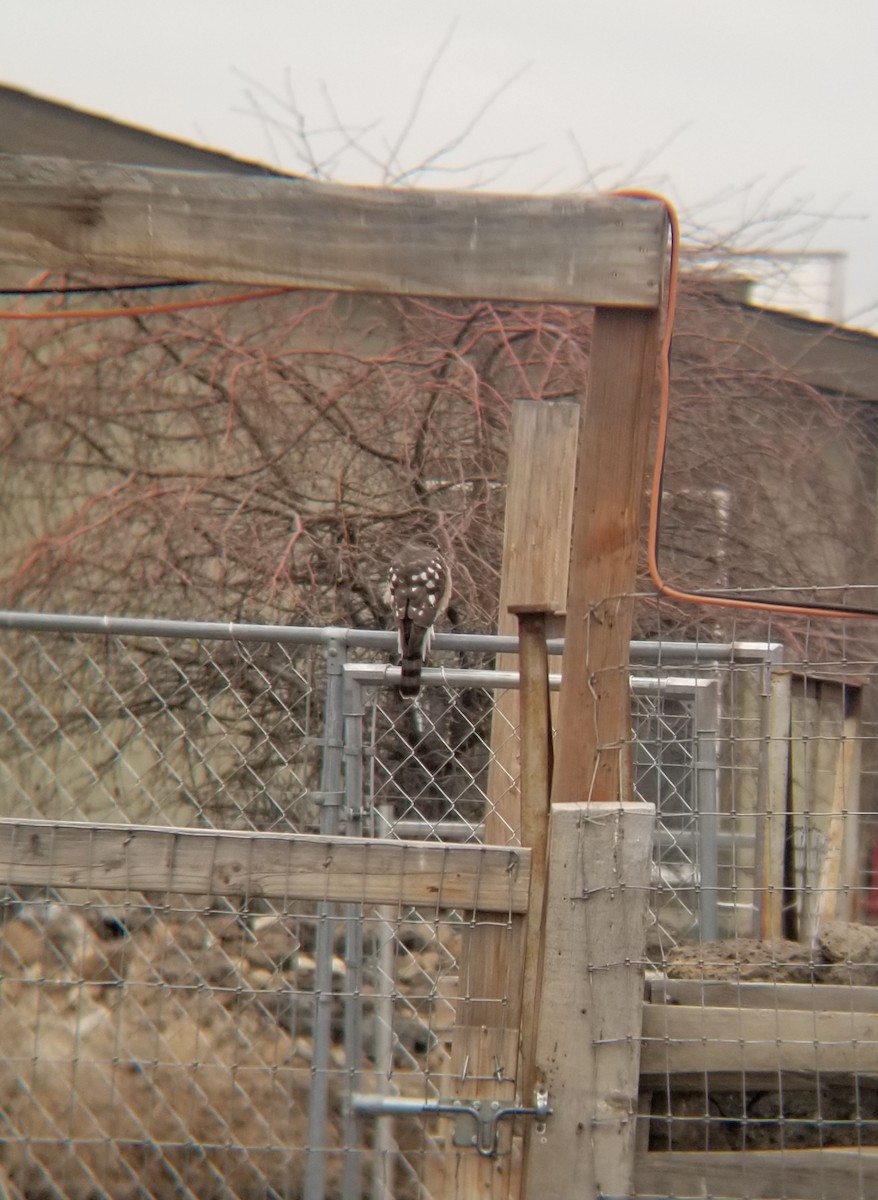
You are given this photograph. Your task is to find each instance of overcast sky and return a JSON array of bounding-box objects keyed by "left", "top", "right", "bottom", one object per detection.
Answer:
[{"left": 2, "top": 1, "right": 876, "bottom": 327}]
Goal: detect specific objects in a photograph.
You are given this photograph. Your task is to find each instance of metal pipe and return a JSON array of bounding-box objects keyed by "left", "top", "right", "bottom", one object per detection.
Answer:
[
  {"left": 304, "top": 632, "right": 346, "bottom": 1200},
  {"left": 341, "top": 671, "right": 367, "bottom": 1200},
  {"left": 347, "top": 677, "right": 397, "bottom": 1200},
  {"left": 0, "top": 608, "right": 780, "bottom": 664},
  {"left": 340, "top": 900, "right": 364, "bottom": 1200},
  {"left": 371, "top": 813, "right": 399, "bottom": 1200},
  {"left": 346, "top": 662, "right": 723, "bottom": 694}
]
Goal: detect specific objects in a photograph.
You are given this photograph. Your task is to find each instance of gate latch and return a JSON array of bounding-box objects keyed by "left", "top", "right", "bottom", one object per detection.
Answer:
[{"left": 350, "top": 1088, "right": 551, "bottom": 1157}]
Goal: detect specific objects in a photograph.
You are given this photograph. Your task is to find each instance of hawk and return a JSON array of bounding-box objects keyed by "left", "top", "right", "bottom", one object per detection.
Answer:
[{"left": 388, "top": 544, "right": 451, "bottom": 696}]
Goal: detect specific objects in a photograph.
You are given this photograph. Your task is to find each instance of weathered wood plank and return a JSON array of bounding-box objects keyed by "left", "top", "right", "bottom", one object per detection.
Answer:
[
  {"left": 551, "top": 306, "right": 662, "bottom": 806},
  {"left": 485, "top": 399, "right": 578, "bottom": 845},
  {"left": 512, "top": 607, "right": 554, "bottom": 1105},
  {"left": 815, "top": 702, "right": 861, "bottom": 930},
  {"left": 635, "top": 1148, "right": 878, "bottom": 1200},
  {"left": 755, "top": 669, "right": 792, "bottom": 938},
  {"left": 449, "top": 919, "right": 524, "bottom": 1200},
  {"left": 0, "top": 817, "right": 530, "bottom": 913},
  {"left": 521, "top": 801, "right": 656, "bottom": 1200},
  {"left": 640, "top": 1002, "right": 878, "bottom": 1076},
  {"left": 0, "top": 154, "right": 667, "bottom": 307},
  {"left": 447, "top": 403, "right": 578, "bottom": 1200},
  {"left": 650, "top": 978, "right": 878, "bottom": 1013}
]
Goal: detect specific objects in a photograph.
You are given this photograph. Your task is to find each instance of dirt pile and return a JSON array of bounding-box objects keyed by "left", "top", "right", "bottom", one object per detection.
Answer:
[{"left": 664, "top": 921, "right": 878, "bottom": 983}]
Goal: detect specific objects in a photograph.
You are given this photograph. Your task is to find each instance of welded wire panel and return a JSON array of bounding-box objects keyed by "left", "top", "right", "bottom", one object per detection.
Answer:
[
  {"left": 632, "top": 612, "right": 878, "bottom": 1200},
  {"left": 356, "top": 905, "right": 481, "bottom": 1199},
  {"left": 0, "top": 850, "right": 517, "bottom": 1200},
  {"left": 0, "top": 887, "right": 325, "bottom": 1199},
  {"left": 638, "top": 968, "right": 878, "bottom": 1198},
  {"left": 634, "top": 683, "right": 709, "bottom": 947},
  {"left": 0, "top": 883, "right": 510, "bottom": 1200}
]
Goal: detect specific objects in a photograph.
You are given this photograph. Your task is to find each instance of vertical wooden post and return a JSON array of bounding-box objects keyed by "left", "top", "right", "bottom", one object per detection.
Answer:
[
  {"left": 521, "top": 802, "right": 656, "bottom": 1199},
  {"left": 815, "top": 692, "right": 862, "bottom": 932},
  {"left": 523, "top": 306, "right": 661, "bottom": 1200},
  {"left": 456, "top": 302, "right": 662, "bottom": 1200},
  {"left": 755, "top": 669, "right": 792, "bottom": 939},
  {"left": 449, "top": 605, "right": 555, "bottom": 1200},
  {"left": 510, "top": 606, "right": 555, "bottom": 1105},
  {"left": 485, "top": 399, "right": 579, "bottom": 843},
  {"left": 449, "top": 925, "right": 523, "bottom": 1200},
  {"left": 449, "top": 403, "right": 577, "bottom": 1200},
  {"left": 551, "top": 307, "right": 662, "bottom": 807}
]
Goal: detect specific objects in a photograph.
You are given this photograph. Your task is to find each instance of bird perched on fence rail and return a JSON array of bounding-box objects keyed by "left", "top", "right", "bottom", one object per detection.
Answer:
[{"left": 388, "top": 543, "right": 452, "bottom": 696}]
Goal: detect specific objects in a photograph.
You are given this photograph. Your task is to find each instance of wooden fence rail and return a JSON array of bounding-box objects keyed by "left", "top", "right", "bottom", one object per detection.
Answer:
[
  {"left": 636, "top": 1148, "right": 878, "bottom": 1200},
  {"left": 638, "top": 978, "right": 878, "bottom": 1199},
  {"left": 0, "top": 817, "right": 530, "bottom": 912}
]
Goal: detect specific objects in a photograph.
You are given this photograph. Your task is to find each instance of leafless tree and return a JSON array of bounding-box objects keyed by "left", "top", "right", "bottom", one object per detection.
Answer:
[{"left": 2, "top": 81, "right": 877, "bottom": 830}]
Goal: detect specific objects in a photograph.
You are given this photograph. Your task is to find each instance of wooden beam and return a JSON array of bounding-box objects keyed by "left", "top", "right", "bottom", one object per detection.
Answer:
[
  {"left": 640, "top": 1002, "right": 878, "bottom": 1076},
  {"left": 449, "top": 920, "right": 524, "bottom": 1200},
  {"left": 650, "top": 978, "right": 878, "bottom": 1013},
  {"left": 447, "top": 401, "right": 578, "bottom": 1200},
  {"left": 521, "top": 801, "right": 656, "bottom": 1200},
  {"left": 635, "top": 1148, "right": 878, "bottom": 1200},
  {"left": 0, "top": 817, "right": 529, "bottom": 913},
  {"left": 0, "top": 154, "right": 667, "bottom": 307},
  {"left": 551, "top": 306, "right": 662, "bottom": 806},
  {"left": 445, "top": 609, "right": 556, "bottom": 1200}
]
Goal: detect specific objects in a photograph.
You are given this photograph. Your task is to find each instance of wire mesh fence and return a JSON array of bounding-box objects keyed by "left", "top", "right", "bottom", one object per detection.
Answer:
[
  {"left": 345, "top": 662, "right": 724, "bottom": 944},
  {"left": 0, "top": 628, "right": 323, "bottom": 832},
  {"left": 0, "top": 611, "right": 875, "bottom": 1199}
]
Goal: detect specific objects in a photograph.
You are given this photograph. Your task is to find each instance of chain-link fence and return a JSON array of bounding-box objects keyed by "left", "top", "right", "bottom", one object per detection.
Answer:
[
  {"left": 0, "top": 611, "right": 830, "bottom": 1198},
  {"left": 344, "top": 662, "right": 725, "bottom": 944}
]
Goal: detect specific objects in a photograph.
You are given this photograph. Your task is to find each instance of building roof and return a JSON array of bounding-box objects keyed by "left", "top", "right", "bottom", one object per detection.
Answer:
[
  {"left": 679, "top": 291, "right": 878, "bottom": 403},
  {"left": 0, "top": 83, "right": 287, "bottom": 176}
]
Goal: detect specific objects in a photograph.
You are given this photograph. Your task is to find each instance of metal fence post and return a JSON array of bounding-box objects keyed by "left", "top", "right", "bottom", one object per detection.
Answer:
[
  {"left": 304, "top": 630, "right": 347, "bottom": 1200},
  {"left": 346, "top": 673, "right": 398, "bottom": 1200},
  {"left": 341, "top": 669, "right": 367, "bottom": 1200}
]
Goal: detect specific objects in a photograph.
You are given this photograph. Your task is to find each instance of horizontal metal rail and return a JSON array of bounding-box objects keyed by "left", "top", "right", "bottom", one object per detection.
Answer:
[
  {"left": 0, "top": 609, "right": 781, "bottom": 664},
  {"left": 346, "top": 662, "right": 723, "bottom": 693}
]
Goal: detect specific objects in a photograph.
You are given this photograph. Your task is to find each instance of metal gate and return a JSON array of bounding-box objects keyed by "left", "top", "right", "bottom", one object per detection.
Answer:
[{"left": 0, "top": 611, "right": 772, "bottom": 1199}]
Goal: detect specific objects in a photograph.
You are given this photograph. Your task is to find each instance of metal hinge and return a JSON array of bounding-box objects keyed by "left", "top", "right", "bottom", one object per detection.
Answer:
[{"left": 350, "top": 1088, "right": 551, "bottom": 1157}]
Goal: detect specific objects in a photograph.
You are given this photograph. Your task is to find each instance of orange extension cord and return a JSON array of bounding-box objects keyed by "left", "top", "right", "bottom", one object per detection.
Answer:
[{"left": 617, "top": 189, "right": 878, "bottom": 623}]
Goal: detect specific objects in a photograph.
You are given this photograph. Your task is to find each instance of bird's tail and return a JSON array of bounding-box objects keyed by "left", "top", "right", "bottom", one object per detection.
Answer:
[
  {"left": 398, "top": 655, "right": 423, "bottom": 696},
  {"left": 398, "top": 622, "right": 430, "bottom": 696}
]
